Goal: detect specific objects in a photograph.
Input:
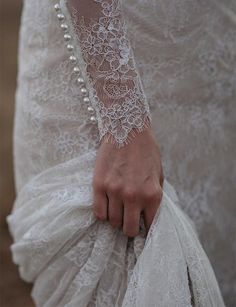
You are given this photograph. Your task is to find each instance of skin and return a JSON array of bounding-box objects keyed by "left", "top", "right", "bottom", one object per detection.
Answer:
[{"left": 92, "top": 127, "right": 164, "bottom": 237}]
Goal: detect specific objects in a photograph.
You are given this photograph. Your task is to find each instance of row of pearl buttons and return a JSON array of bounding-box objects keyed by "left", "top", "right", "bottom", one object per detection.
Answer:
[{"left": 54, "top": 3, "right": 97, "bottom": 123}]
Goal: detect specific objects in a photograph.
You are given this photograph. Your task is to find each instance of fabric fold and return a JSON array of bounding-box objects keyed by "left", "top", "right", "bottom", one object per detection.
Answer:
[{"left": 7, "top": 150, "right": 225, "bottom": 306}]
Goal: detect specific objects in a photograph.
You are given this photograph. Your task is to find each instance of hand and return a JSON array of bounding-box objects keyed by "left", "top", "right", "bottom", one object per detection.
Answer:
[{"left": 92, "top": 127, "right": 164, "bottom": 237}]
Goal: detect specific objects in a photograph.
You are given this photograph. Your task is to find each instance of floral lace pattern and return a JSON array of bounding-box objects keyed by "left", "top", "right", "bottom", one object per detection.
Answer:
[
  {"left": 64, "top": 0, "right": 152, "bottom": 146},
  {"left": 5, "top": 0, "right": 236, "bottom": 306},
  {"left": 7, "top": 152, "right": 225, "bottom": 306}
]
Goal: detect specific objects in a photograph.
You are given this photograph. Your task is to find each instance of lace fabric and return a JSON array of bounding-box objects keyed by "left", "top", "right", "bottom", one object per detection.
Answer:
[
  {"left": 7, "top": 151, "right": 225, "bottom": 306},
  {"left": 6, "top": 0, "right": 236, "bottom": 305},
  {"left": 64, "top": 0, "right": 152, "bottom": 147}
]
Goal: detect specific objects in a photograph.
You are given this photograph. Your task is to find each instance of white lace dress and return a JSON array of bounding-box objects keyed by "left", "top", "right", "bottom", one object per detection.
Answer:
[{"left": 7, "top": 0, "right": 236, "bottom": 306}]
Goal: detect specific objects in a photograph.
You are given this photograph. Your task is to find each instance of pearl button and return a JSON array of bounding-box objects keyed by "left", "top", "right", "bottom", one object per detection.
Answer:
[
  {"left": 73, "top": 66, "right": 80, "bottom": 73},
  {"left": 54, "top": 3, "right": 61, "bottom": 12},
  {"left": 87, "top": 106, "right": 95, "bottom": 114},
  {"left": 77, "top": 77, "right": 84, "bottom": 85},
  {"left": 81, "top": 87, "right": 87, "bottom": 95},
  {"left": 69, "top": 55, "right": 77, "bottom": 63},
  {"left": 90, "top": 116, "right": 96, "bottom": 123},
  {"left": 61, "top": 24, "right": 68, "bottom": 31},
  {"left": 64, "top": 34, "right": 71, "bottom": 41},
  {"left": 54, "top": 3, "right": 98, "bottom": 128},
  {"left": 57, "top": 14, "right": 65, "bottom": 21},
  {"left": 67, "top": 44, "right": 74, "bottom": 52},
  {"left": 83, "top": 97, "right": 90, "bottom": 104}
]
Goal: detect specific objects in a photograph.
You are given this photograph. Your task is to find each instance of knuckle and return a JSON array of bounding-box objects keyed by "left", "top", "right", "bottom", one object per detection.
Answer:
[
  {"left": 123, "top": 187, "right": 137, "bottom": 203},
  {"left": 143, "top": 186, "right": 162, "bottom": 203},
  {"left": 145, "top": 192, "right": 158, "bottom": 202},
  {"left": 106, "top": 182, "right": 122, "bottom": 194}
]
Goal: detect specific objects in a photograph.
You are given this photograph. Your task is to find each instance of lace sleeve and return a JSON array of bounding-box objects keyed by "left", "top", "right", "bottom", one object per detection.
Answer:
[{"left": 54, "top": 0, "right": 152, "bottom": 147}]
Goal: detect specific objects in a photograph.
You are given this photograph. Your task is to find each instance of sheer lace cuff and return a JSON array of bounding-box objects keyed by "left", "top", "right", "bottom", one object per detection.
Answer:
[{"left": 55, "top": 0, "right": 152, "bottom": 147}]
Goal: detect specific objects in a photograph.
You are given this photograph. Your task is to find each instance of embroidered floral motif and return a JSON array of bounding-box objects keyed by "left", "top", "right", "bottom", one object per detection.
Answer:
[{"left": 66, "top": 0, "right": 152, "bottom": 146}]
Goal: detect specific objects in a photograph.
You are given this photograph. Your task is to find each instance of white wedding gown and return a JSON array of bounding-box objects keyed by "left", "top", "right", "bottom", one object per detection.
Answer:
[{"left": 7, "top": 0, "right": 236, "bottom": 306}]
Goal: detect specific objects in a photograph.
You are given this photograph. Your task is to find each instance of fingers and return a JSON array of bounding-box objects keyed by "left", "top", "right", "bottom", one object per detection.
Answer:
[
  {"left": 123, "top": 205, "right": 141, "bottom": 238},
  {"left": 93, "top": 192, "right": 108, "bottom": 221},
  {"left": 107, "top": 195, "right": 123, "bottom": 229},
  {"left": 143, "top": 186, "right": 163, "bottom": 232},
  {"left": 92, "top": 177, "right": 164, "bottom": 237}
]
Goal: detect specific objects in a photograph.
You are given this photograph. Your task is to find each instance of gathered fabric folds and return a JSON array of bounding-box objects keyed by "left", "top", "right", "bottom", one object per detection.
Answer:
[
  {"left": 7, "top": 150, "right": 225, "bottom": 307},
  {"left": 6, "top": 0, "right": 236, "bottom": 304}
]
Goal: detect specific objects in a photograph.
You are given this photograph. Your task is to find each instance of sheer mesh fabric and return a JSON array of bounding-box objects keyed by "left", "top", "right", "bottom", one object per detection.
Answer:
[
  {"left": 66, "top": 0, "right": 152, "bottom": 147},
  {"left": 5, "top": 0, "right": 236, "bottom": 305}
]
